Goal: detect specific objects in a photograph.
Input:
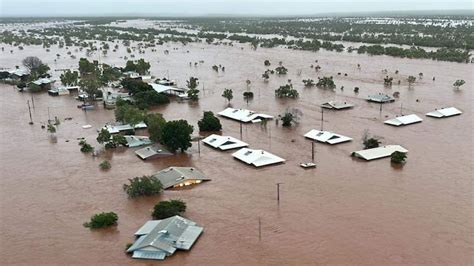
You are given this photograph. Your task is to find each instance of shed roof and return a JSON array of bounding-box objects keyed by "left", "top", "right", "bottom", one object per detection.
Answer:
[
  {"left": 353, "top": 145, "right": 408, "bottom": 161},
  {"left": 304, "top": 129, "right": 352, "bottom": 144},
  {"left": 232, "top": 148, "right": 285, "bottom": 167},
  {"left": 218, "top": 108, "right": 273, "bottom": 123},
  {"left": 426, "top": 107, "right": 462, "bottom": 118},
  {"left": 127, "top": 216, "right": 203, "bottom": 260},
  {"left": 135, "top": 144, "right": 173, "bottom": 160},
  {"left": 32, "top": 78, "right": 54, "bottom": 86},
  {"left": 125, "top": 136, "right": 152, "bottom": 147},
  {"left": 202, "top": 134, "right": 249, "bottom": 150},
  {"left": 103, "top": 122, "right": 147, "bottom": 134},
  {"left": 152, "top": 167, "right": 210, "bottom": 189},
  {"left": 321, "top": 101, "right": 354, "bottom": 110},
  {"left": 384, "top": 114, "right": 423, "bottom": 126},
  {"left": 148, "top": 83, "right": 186, "bottom": 94}
]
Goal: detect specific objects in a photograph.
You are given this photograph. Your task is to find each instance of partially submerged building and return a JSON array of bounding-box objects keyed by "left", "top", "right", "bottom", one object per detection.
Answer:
[
  {"left": 304, "top": 129, "right": 352, "bottom": 144},
  {"left": 367, "top": 93, "right": 395, "bottom": 103},
  {"left": 127, "top": 215, "right": 203, "bottom": 260},
  {"left": 202, "top": 134, "right": 249, "bottom": 151},
  {"left": 30, "top": 78, "right": 55, "bottom": 90},
  {"left": 148, "top": 83, "right": 187, "bottom": 97},
  {"left": 8, "top": 68, "right": 30, "bottom": 81},
  {"left": 352, "top": 145, "right": 408, "bottom": 161},
  {"left": 218, "top": 108, "right": 273, "bottom": 123},
  {"left": 384, "top": 114, "right": 423, "bottom": 126},
  {"left": 426, "top": 107, "right": 462, "bottom": 118},
  {"left": 232, "top": 148, "right": 285, "bottom": 167},
  {"left": 124, "top": 136, "right": 152, "bottom": 147},
  {"left": 321, "top": 101, "right": 354, "bottom": 110},
  {"left": 48, "top": 86, "right": 79, "bottom": 96},
  {"left": 135, "top": 144, "right": 173, "bottom": 160},
  {"left": 103, "top": 122, "right": 147, "bottom": 134},
  {"left": 153, "top": 167, "right": 210, "bottom": 189}
]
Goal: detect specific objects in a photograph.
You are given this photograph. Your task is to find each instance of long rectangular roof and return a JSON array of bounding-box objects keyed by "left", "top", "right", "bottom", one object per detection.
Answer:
[
  {"left": 202, "top": 134, "right": 249, "bottom": 150},
  {"left": 426, "top": 107, "right": 462, "bottom": 118},
  {"left": 135, "top": 144, "right": 173, "bottom": 160},
  {"left": 124, "top": 136, "right": 152, "bottom": 147},
  {"left": 367, "top": 93, "right": 395, "bottom": 103},
  {"left": 353, "top": 145, "right": 408, "bottom": 161},
  {"left": 103, "top": 122, "right": 147, "bottom": 134},
  {"left": 148, "top": 83, "right": 186, "bottom": 94},
  {"left": 152, "top": 167, "right": 210, "bottom": 189},
  {"left": 232, "top": 148, "right": 285, "bottom": 167},
  {"left": 127, "top": 216, "right": 204, "bottom": 260},
  {"left": 304, "top": 129, "right": 352, "bottom": 144},
  {"left": 384, "top": 114, "right": 423, "bottom": 126},
  {"left": 218, "top": 108, "right": 273, "bottom": 123},
  {"left": 321, "top": 101, "right": 354, "bottom": 110}
]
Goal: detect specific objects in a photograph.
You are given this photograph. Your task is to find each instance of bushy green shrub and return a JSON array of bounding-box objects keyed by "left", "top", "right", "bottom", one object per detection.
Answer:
[
  {"left": 83, "top": 212, "right": 118, "bottom": 229},
  {"left": 198, "top": 111, "right": 222, "bottom": 132},
  {"left": 152, "top": 199, "right": 186, "bottom": 219},
  {"left": 123, "top": 175, "right": 163, "bottom": 198}
]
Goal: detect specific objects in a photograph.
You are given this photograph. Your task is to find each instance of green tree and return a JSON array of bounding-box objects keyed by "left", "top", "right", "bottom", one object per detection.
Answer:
[
  {"left": 161, "top": 120, "right": 193, "bottom": 152},
  {"left": 60, "top": 70, "right": 79, "bottom": 86},
  {"left": 222, "top": 88, "right": 233, "bottom": 103},
  {"left": 96, "top": 128, "right": 111, "bottom": 144},
  {"left": 275, "top": 66, "right": 288, "bottom": 75},
  {"left": 198, "top": 111, "right": 222, "bottom": 132},
  {"left": 264, "top": 60, "right": 271, "bottom": 66},
  {"left": 316, "top": 76, "right": 336, "bottom": 89},
  {"left": 152, "top": 199, "right": 186, "bottom": 219},
  {"left": 79, "top": 140, "right": 94, "bottom": 153},
  {"left": 78, "top": 58, "right": 97, "bottom": 75},
  {"left": 407, "top": 76, "right": 416, "bottom": 87},
  {"left": 453, "top": 79, "right": 465, "bottom": 89},
  {"left": 83, "top": 212, "right": 118, "bottom": 229},
  {"left": 123, "top": 175, "right": 163, "bottom": 198},
  {"left": 99, "top": 160, "right": 111, "bottom": 170},
  {"left": 302, "top": 79, "right": 315, "bottom": 87},
  {"left": 186, "top": 77, "right": 200, "bottom": 101},
  {"left": 47, "top": 123, "right": 56, "bottom": 135},
  {"left": 145, "top": 113, "right": 167, "bottom": 143},
  {"left": 124, "top": 59, "right": 150, "bottom": 75},
  {"left": 115, "top": 104, "right": 145, "bottom": 126},
  {"left": 275, "top": 84, "right": 299, "bottom": 98},
  {"left": 363, "top": 138, "right": 381, "bottom": 149},
  {"left": 79, "top": 78, "right": 101, "bottom": 101},
  {"left": 391, "top": 151, "right": 407, "bottom": 164},
  {"left": 281, "top": 112, "right": 294, "bottom": 127}
]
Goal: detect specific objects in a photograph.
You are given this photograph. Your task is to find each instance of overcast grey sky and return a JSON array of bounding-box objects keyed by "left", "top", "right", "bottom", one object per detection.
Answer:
[{"left": 1, "top": 0, "right": 473, "bottom": 17}]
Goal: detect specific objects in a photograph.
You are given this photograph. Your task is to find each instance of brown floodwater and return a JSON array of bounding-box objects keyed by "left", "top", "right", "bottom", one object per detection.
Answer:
[{"left": 0, "top": 40, "right": 472, "bottom": 265}]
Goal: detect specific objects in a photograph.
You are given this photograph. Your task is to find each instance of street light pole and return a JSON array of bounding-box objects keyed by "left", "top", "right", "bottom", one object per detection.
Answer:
[{"left": 276, "top": 182, "right": 283, "bottom": 204}]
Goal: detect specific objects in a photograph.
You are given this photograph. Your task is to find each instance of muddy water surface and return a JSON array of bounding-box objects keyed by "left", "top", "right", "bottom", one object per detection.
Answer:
[{"left": 0, "top": 41, "right": 472, "bottom": 265}]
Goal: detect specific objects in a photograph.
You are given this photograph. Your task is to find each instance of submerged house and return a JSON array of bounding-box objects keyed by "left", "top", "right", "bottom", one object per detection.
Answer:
[
  {"left": 124, "top": 136, "right": 152, "bottom": 148},
  {"left": 153, "top": 167, "right": 210, "bottom": 189},
  {"left": 321, "top": 101, "right": 354, "bottom": 110},
  {"left": 127, "top": 216, "right": 203, "bottom": 260},
  {"left": 426, "top": 107, "right": 462, "bottom": 118},
  {"left": 218, "top": 108, "right": 273, "bottom": 123},
  {"left": 103, "top": 122, "right": 147, "bottom": 134},
  {"left": 135, "top": 144, "right": 173, "bottom": 160},
  {"left": 384, "top": 114, "right": 423, "bottom": 126},
  {"left": 352, "top": 145, "right": 408, "bottom": 161},
  {"left": 232, "top": 148, "right": 285, "bottom": 167},
  {"left": 8, "top": 68, "right": 30, "bottom": 81},
  {"left": 304, "top": 129, "right": 352, "bottom": 144},
  {"left": 367, "top": 93, "right": 395, "bottom": 103},
  {"left": 30, "top": 78, "right": 55, "bottom": 90},
  {"left": 202, "top": 134, "right": 248, "bottom": 151},
  {"left": 148, "top": 83, "right": 187, "bottom": 97}
]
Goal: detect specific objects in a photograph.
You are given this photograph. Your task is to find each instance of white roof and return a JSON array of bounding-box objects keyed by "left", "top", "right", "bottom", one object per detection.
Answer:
[
  {"left": 149, "top": 83, "right": 185, "bottom": 94},
  {"left": 104, "top": 122, "right": 147, "bottom": 134},
  {"left": 353, "top": 145, "right": 408, "bottom": 161},
  {"left": 321, "top": 101, "right": 354, "bottom": 110},
  {"left": 426, "top": 107, "right": 462, "bottom": 118},
  {"left": 218, "top": 108, "right": 273, "bottom": 123},
  {"left": 232, "top": 148, "right": 285, "bottom": 167},
  {"left": 304, "top": 129, "right": 352, "bottom": 144},
  {"left": 384, "top": 114, "right": 423, "bottom": 126},
  {"left": 367, "top": 93, "right": 395, "bottom": 103},
  {"left": 202, "top": 134, "right": 248, "bottom": 150},
  {"left": 32, "top": 78, "right": 54, "bottom": 85},
  {"left": 8, "top": 68, "right": 29, "bottom": 76}
]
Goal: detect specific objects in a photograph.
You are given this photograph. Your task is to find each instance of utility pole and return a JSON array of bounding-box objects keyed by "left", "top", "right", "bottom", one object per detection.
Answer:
[
  {"left": 198, "top": 139, "right": 200, "bottom": 155},
  {"left": 311, "top": 141, "right": 315, "bottom": 162},
  {"left": 400, "top": 103, "right": 403, "bottom": 116},
  {"left": 276, "top": 182, "right": 283, "bottom": 204},
  {"left": 320, "top": 107, "right": 324, "bottom": 131},
  {"left": 47, "top": 107, "right": 51, "bottom": 123},
  {"left": 27, "top": 100, "right": 33, "bottom": 125},
  {"left": 239, "top": 121, "right": 243, "bottom": 140},
  {"left": 258, "top": 217, "right": 262, "bottom": 241},
  {"left": 31, "top": 96, "right": 35, "bottom": 108}
]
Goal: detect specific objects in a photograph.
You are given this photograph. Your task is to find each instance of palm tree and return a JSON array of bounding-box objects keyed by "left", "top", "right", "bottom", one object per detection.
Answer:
[{"left": 222, "top": 89, "right": 233, "bottom": 105}]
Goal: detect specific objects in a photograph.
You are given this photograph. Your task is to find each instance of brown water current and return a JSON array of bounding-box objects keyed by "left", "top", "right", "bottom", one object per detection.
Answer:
[{"left": 0, "top": 41, "right": 473, "bottom": 265}]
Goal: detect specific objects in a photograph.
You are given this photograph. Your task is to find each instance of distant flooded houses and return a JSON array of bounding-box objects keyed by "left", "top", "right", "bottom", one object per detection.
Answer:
[
  {"left": 321, "top": 100, "right": 354, "bottom": 110},
  {"left": 367, "top": 93, "right": 395, "bottom": 103}
]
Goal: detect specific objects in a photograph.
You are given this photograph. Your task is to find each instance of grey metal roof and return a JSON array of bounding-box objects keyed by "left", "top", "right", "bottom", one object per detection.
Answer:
[
  {"left": 135, "top": 144, "right": 173, "bottom": 160},
  {"left": 127, "top": 216, "right": 204, "bottom": 260},
  {"left": 152, "top": 167, "right": 210, "bottom": 189},
  {"left": 367, "top": 93, "right": 395, "bottom": 103}
]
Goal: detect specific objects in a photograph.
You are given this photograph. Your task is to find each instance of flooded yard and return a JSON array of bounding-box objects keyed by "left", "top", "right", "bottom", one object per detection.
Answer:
[{"left": 0, "top": 41, "right": 472, "bottom": 265}]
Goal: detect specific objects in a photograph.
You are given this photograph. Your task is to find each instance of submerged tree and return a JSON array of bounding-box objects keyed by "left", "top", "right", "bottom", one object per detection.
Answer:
[
  {"left": 302, "top": 79, "right": 315, "bottom": 87},
  {"left": 275, "top": 84, "right": 299, "bottom": 98},
  {"left": 83, "top": 212, "right": 118, "bottom": 229},
  {"left": 407, "top": 76, "right": 416, "bottom": 87},
  {"left": 198, "top": 111, "right": 222, "bottom": 132},
  {"left": 152, "top": 199, "right": 186, "bottom": 219},
  {"left": 123, "top": 175, "right": 163, "bottom": 198},
  {"left": 161, "top": 120, "right": 193, "bottom": 152},
  {"left": 222, "top": 88, "right": 233, "bottom": 104},
  {"left": 453, "top": 79, "right": 465, "bottom": 89},
  {"left": 280, "top": 108, "right": 303, "bottom": 127},
  {"left": 275, "top": 66, "right": 288, "bottom": 75},
  {"left": 144, "top": 113, "right": 167, "bottom": 143},
  {"left": 186, "top": 77, "right": 200, "bottom": 101},
  {"left": 316, "top": 76, "right": 336, "bottom": 89},
  {"left": 60, "top": 70, "right": 79, "bottom": 86},
  {"left": 391, "top": 151, "right": 407, "bottom": 164}
]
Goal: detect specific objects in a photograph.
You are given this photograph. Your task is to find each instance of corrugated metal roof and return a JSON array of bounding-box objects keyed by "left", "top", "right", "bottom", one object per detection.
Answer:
[
  {"left": 367, "top": 93, "right": 395, "bottom": 103},
  {"left": 125, "top": 136, "right": 152, "bottom": 147},
  {"left": 321, "top": 101, "right": 354, "bottom": 110},
  {"left": 232, "top": 148, "right": 285, "bottom": 167},
  {"left": 426, "top": 107, "right": 462, "bottom": 118},
  {"left": 128, "top": 216, "right": 204, "bottom": 260},
  {"left": 153, "top": 167, "right": 210, "bottom": 189},
  {"left": 218, "top": 108, "right": 273, "bottom": 123},
  {"left": 202, "top": 134, "right": 248, "bottom": 150},
  {"left": 384, "top": 114, "right": 423, "bottom": 126},
  {"left": 353, "top": 145, "right": 408, "bottom": 161},
  {"left": 134, "top": 144, "right": 173, "bottom": 160},
  {"left": 304, "top": 129, "right": 352, "bottom": 144}
]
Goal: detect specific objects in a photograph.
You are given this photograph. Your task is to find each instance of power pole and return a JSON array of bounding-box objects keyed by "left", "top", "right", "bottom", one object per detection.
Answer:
[
  {"left": 400, "top": 103, "right": 403, "bottom": 116},
  {"left": 258, "top": 217, "right": 262, "bottom": 241},
  {"left": 320, "top": 107, "right": 324, "bottom": 131},
  {"left": 276, "top": 182, "right": 283, "bottom": 204},
  {"left": 311, "top": 141, "right": 315, "bottom": 162},
  {"left": 31, "top": 96, "right": 35, "bottom": 108},
  {"left": 27, "top": 100, "right": 33, "bottom": 125},
  {"left": 239, "top": 122, "right": 243, "bottom": 140}
]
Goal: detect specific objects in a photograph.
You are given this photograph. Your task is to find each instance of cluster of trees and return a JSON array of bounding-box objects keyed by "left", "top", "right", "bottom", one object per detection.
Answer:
[
  {"left": 96, "top": 129, "right": 127, "bottom": 149},
  {"left": 121, "top": 78, "right": 170, "bottom": 109},
  {"left": 79, "top": 140, "right": 94, "bottom": 153},
  {"left": 357, "top": 45, "right": 470, "bottom": 63},
  {"left": 198, "top": 111, "right": 222, "bottom": 132},
  {"left": 83, "top": 212, "right": 118, "bottom": 229},
  {"left": 124, "top": 59, "right": 151, "bottom": 75},
  {"left": 275, "top": 84, "right": 299, "bottom": 98},
  {"left": 302, "top": 79, "right": 316, "bottom": 87},
  {"left": 186, "top": 77, "right": 200, "bottom": 101},
  {"left": 316, "top": 76, "right": 336, "bottom": 89},
  {"left": 152, "top": 199, "right": 186, "bottom": 219},
  {"left": 123, "top": 175, "right": 163, "bottom": 198}
]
